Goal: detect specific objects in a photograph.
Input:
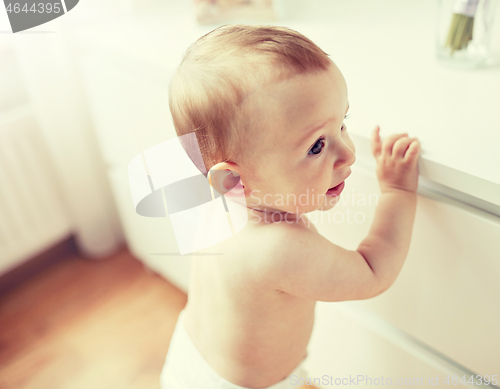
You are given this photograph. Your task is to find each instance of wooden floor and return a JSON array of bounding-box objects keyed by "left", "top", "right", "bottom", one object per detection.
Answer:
[
  {"left": 0, "top": 248, "right": 186, "bottom": 389},
  {"left": 0, "top": 247, "right": 314, "bottom": 389}
]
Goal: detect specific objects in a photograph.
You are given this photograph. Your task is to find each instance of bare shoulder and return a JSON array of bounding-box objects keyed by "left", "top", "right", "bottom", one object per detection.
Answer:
[{"left": 251, "top": 216, "right": 385, "bottom": 302}]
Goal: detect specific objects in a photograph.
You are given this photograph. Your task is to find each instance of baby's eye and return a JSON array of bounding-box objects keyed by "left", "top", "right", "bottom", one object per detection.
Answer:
[
  {"left": 308, "top": 138, "right": 325, "bottom": 155},
  {"left": 342, "top": 113, "right": 350, "bottom": 131}
]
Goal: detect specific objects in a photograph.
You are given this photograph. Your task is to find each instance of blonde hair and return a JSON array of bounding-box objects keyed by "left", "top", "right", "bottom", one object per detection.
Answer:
[{"left": 169, "top": 24, "right": 332, "bottom": 175}]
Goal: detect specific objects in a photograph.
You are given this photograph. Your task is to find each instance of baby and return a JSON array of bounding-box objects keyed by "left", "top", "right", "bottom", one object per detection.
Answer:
[{"left": 160, "top": 25, "right": 420, "bottom": 389}]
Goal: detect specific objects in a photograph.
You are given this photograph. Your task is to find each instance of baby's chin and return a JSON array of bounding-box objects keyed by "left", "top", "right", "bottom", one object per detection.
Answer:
[
  {"left": 315, "top": 195, "right": 341, "bottom": 211},
  {"left": 289, "top": 201, "right": 339, "bottom": 215},
  {"left": 273, "top": 194, "right": 341, "bottom": 214}
]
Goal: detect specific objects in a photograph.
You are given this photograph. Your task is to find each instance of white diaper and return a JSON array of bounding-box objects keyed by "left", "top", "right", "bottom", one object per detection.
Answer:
[{"left": 160, "top": 309, "right": 309, "bottom": 389}]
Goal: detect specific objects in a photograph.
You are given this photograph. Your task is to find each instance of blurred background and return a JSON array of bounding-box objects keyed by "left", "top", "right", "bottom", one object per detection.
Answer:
[{"left": 1, "top": 0, "right": 500, "bottom": 388}]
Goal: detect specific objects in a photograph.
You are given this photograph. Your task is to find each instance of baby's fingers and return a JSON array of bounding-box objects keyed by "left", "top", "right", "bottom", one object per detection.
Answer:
[
  {"left": 371, "top": 126, "right": 382, "bottom": 158},
  {"left": 404, "top": 139, "right": 421, "bottom": 163},
  {"left": 382, "top": 132, "right": 408, "bottom": 157},
  {"left": 392, "top": 137, "right": 415, "bottom": 159}
]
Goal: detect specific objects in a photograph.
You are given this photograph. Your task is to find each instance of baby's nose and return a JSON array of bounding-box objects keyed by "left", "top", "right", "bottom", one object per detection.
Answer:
[{"left": 334, "top": 146, "right": 356, "bottom": 169}]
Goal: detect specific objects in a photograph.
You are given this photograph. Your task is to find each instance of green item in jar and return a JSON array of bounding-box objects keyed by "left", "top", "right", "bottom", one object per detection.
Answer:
[{"left": 445, "top": 12, "right": 475, "bottom": 54}]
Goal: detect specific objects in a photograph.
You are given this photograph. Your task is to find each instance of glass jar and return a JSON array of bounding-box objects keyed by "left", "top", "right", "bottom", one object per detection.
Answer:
[{"left": 436, "top": 0, "right": 499, "bottom": 68}]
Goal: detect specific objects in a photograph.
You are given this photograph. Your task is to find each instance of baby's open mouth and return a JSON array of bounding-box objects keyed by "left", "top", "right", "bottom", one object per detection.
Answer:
[{"left": 326, "top": 181, "right": 345, "bottom": 197}]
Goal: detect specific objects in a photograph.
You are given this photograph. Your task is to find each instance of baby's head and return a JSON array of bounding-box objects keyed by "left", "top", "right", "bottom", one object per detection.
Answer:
[{"left": 169, "top": 25, "right": 355, "bottom": 217}]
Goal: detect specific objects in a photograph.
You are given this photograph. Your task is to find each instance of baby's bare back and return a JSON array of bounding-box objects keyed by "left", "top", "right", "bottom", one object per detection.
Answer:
[{"left": 183, "top": 218, "right": 316, "bottom": 388}]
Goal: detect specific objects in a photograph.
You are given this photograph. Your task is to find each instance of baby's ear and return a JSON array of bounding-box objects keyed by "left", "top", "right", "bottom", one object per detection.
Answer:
[{"left": 208, "top": 165, "right": 241, "bottom": 195}]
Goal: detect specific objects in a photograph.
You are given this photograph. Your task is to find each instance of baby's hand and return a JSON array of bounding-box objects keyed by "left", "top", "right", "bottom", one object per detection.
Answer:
[{"left": 371, "top": 126, "right": 420, "bottom": 194}]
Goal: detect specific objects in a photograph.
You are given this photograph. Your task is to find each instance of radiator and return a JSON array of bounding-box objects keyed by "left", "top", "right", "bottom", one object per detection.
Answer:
[{"left": 0, "top": 105, "right": 72, "bottom": 275}]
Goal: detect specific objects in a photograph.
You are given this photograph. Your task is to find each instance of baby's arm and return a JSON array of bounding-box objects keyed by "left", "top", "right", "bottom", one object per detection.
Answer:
[
  {"left": 259, "top": 127, "right": 420, "bottom": 302},
  {"left": 357, "top": 128, "right": 419, "bottom": 292}
]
